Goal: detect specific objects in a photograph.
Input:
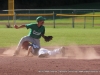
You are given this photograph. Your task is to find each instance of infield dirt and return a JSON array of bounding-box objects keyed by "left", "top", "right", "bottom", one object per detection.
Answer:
[{"left": 0, "top": 45, "right": 100, "bottom": 75}]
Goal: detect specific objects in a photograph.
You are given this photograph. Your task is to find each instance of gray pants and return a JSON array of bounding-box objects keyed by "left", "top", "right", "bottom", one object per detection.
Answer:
[{"left": 15, "top": 36, "right": 40, "bottom": 53}]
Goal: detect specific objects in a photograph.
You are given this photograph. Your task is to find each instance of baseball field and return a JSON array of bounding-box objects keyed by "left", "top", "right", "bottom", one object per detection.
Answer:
[
  {"left": 0, "top": 21, "right": 100, "bottom": 75},
  {"left": 1, "top": 1, "right": 100, "bottom": 74}
]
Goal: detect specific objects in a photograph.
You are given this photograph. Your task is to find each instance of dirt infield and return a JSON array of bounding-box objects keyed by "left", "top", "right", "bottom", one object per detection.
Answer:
[{"left": 0, "top": 45, "right": 100, "bottom": 75}]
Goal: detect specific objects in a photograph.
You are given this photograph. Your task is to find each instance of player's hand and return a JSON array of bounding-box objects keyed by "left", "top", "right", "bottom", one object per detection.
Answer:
[{"left": 14, "top": 25, "right": 19, "bottom": 29}]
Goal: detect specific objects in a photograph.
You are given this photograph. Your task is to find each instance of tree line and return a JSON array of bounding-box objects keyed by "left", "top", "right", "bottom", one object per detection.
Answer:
[{"left": 0, "top": 0, "right": 100, "bottom": 10}]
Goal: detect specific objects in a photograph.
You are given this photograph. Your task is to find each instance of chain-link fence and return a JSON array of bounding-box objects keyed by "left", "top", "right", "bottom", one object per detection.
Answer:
[{"left": 0, "top": 9, "right": 100, "bottom": 28}]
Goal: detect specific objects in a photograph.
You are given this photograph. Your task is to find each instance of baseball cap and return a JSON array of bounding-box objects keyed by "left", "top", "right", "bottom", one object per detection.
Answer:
[{"left": 36, "top": 16, "right": 46, "bottom": 22}]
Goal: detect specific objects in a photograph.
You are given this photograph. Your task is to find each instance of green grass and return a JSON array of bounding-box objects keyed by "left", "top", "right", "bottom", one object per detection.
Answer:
[
  {"left": 1, "top": 3, "right": 100, "bottom": 48},
  {"left": 0, "top": 27, "right": 100, "bottom": 48},
  {"left": 0, "top": 15, "right": 100, "bottom": 48}
]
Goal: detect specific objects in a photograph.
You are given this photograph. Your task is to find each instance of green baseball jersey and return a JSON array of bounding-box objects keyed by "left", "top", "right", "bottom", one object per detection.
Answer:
[{"left": 25, "top": 23, "right": 45, "bottom": 39}]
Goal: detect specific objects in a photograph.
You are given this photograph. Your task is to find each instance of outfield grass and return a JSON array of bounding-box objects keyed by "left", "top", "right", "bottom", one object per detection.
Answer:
[
  {"left": 0, "top": 11, "right": 100, "bottom": 47},
  {"left": 0, "top": 27, "right": 100, "bottom": 48}
]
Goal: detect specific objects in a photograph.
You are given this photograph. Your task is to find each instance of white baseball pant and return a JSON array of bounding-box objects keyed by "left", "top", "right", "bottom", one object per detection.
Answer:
[{"left": 31, "top": 47, "right": 62, "bottom": 57}]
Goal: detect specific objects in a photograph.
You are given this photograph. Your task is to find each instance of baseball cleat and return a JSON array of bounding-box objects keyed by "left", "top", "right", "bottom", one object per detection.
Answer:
[{"left": 60, "top": 47, "right": 66, "bottom": 57}]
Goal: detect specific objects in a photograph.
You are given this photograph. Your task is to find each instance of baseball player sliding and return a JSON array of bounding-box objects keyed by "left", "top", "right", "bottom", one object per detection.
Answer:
[
  {"left": 22, "top": 41, "right": 66, "bottom": 58},
  {"left": 13, "top": 16, "right": 53, "bottom": 56}
]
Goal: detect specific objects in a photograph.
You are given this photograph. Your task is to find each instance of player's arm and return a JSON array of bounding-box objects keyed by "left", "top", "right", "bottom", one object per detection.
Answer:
[
  {"left": 41, "top": 27, "right": 45, "bottom": 38},
  {"left": 14, "top": 24, "right": 26, "bottom": 29},
  {"left": 27, "top": 46, "right": 32, "bottom": 56},
  {"left": 41, "top": 34, "right": 45, "bottom": 38}
]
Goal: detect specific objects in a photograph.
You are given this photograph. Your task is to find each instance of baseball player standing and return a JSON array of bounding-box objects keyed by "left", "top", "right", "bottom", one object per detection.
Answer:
[{"left": 13, "top": 16, "right": 53, "bottom": 56}]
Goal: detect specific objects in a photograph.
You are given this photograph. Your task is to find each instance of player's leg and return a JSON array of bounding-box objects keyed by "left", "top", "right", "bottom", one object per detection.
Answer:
[
  {"left": 33, "top": 39, "right": 40, "bottom": 48},
  {"left": 38, "top": 48, "right": 49, "bottom": 58},
  {"left": 49, "top": 47, "right": 65, "bottom": 57},
  {"left": 14, "top": 36, "right": 38, "bottom": 56},
  {"left": 31, "top": 39, "right": 40, "bottom": 55},
  {"left": 27, "top": 46, "right": 33, "bottom": 56},
  {"left": 29, "top": 39, "right": 41, "bottom": 56}
]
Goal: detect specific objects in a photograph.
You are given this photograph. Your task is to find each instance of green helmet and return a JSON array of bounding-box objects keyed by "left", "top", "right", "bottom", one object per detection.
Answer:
[{"left": 36, "top": 16, "right": 46, "bottom": 22}]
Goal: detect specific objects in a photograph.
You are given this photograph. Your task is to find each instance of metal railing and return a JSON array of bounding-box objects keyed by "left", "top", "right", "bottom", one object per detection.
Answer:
[{"left": 0, "top": 9, "right": 100, "bottom": 28}]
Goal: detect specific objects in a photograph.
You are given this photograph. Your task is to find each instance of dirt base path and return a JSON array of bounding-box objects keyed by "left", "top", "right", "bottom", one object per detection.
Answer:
[{"left": 0, "top": 45, "right": 100, "bottom": 75}]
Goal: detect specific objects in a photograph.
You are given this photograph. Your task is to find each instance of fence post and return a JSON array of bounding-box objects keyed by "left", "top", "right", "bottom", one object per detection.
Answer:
[
  {"left": 53, "top": 11, "right": 56, "bottom": 28},
  {"left": 72, "top": 11, "right": 75, "bottom": 28},
  {"left": 84, "top": 16, "right": 86, "bottom": 29},
  {"left": 92, "top": 10, "right": 95, "bottom": 27},
  {"left": 13, "top": 12, "right": 16, "bottom": 25},
  {"left": 8, "top": 16, "right": 10, "bottom": 26}
]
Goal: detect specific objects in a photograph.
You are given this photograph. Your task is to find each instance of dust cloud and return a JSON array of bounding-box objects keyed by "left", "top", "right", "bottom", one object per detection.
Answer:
[
  {"left": 66, "top": 45, "right": 100, "bottom": 59},
  {"left": 1, "top": 46, "right": 16, "bottom": 56},
  {"left": 0, "top": 45, "right": 100, "bottom": 60},
  {"left": 1, "top": 46, "right": 27, "bottom": 57}
]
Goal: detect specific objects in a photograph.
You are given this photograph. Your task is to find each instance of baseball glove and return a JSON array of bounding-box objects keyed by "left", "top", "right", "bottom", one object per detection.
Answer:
[
  {"left": 22, "top": 41, "right": 30, "bottom": 50},
  {"left": 44, "top": 36, "right": 53, "bottom": 42}
]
